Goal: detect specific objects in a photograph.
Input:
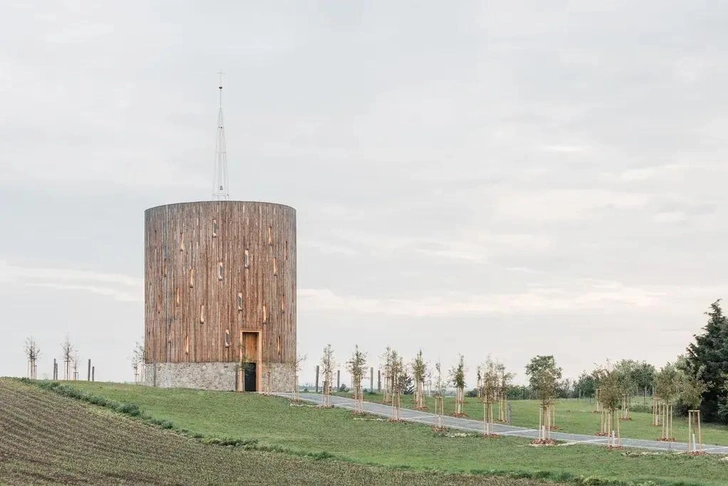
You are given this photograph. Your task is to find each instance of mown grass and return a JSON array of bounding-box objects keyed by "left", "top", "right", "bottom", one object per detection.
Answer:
[
  {"left": 0, "top": 378, "right": 554, "bottom": 486},
  {"left": 63, "top": 381, "right": 728, "bottom": 486},
  {"left": 337, "top": 392, "right": 728, "bottom": 446}
]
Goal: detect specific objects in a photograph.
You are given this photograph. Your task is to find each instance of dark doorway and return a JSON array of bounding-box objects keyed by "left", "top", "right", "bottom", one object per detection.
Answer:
[{"left": 244, "top": 363, "right": 257, "bottom": 392}]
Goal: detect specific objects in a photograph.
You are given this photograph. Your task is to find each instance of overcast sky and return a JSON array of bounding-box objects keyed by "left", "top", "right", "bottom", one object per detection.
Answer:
[{"left": 2, "top": 1, "right": 727, "bottom": 387}]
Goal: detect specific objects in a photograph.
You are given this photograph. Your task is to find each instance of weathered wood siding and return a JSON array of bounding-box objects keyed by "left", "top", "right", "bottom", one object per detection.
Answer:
[{"left": 144, "top": 201, "right": 296, "bottom": 368}]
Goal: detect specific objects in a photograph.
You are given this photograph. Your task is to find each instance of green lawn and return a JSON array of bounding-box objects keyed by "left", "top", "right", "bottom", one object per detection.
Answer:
[
  {"left": 0, "top": 378, "right": 546, "bottom": 486},
  {"left": 335, "top": 392, "right": 728, "bottom": 446},
  {"left": 66, "top": 382, "right": 728, "bottom": 486}
]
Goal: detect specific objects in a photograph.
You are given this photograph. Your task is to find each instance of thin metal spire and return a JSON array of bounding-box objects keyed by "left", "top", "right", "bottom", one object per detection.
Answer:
[{"left": 213, "top": 70, "right": 229, "bottom": 200}]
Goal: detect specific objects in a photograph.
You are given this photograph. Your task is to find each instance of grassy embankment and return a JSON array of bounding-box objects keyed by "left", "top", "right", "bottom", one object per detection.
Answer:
[
  {"left": 59, "top": 381, "right": 728, "bottom": 486},
  {"left": 0, "top": 378, "right": 546, "bottom": 486}
]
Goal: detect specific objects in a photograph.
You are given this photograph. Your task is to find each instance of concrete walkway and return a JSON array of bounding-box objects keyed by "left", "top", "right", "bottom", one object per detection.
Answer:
[{"left": 274, "top": 392, "right": 728, "bottom": 455}]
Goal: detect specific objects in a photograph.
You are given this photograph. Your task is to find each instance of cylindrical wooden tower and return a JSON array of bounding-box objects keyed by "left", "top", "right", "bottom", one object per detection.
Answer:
[{"left": 143, "top": 201, "right": 296, "bottom": 392}]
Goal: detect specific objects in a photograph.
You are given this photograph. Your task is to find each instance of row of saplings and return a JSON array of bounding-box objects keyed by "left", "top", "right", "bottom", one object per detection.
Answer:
[
  {"left": 308, "top": 345, "right": 707, "bottom": 453},
  {"left": 592, "top": 360, "right": 705, "bottom": 453}
]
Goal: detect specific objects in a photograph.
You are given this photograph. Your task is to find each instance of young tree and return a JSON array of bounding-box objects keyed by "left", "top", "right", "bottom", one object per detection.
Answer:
[
  {"left": 293, "top": 353, "right": 307, "bottom": 402},
  {"left": 321, "top": 344, "right": 335, "bottom": 408},
  {"left": 381, "top": 346, "right": 393, "bottom": 404},
  {"left": 433, "top": 360, "right": 448, "bottom": 430},
  {"left": 654, "top": 362, "right": 681, "bottom": 441},
  {"left": 682, "top": 373, "right": 706, "bottom": 453},
  {"left": 71, "top": 351, "right": 80, "bottom": 381},
  {"left": 450, "top": 355, "right": 466, "bottom": 416},
  {"left": 389, "top": 351, "right": 405, "bottom": 421},
  {"left": 412, "top": 350, "right": 427, "bottom": 409},
  {"left": 593, "top": 362, "right": 623, "bottom": 447},
  {"left": 24, "top": 337, "right": 41, "bottom": 380},
  {"left": 614, "top": 360, "right": 637, "bottom": 420},
  {"left": 497, "top": 362, "right": 513, "bottom": 422},
  {"left": 61, "top": 335, "right": 74, "bottom": 381},
  {"left": 347, "top": 345, "right": 367, "bottom": 414},
  {"left": 131, "top": 340, "right": 145, "bottom": 383},
  {"left": 425, "top": 368, "right": 433, "bottom": 397},
  {"left": 480, "top": 357, "right": 500, "bottom": 436},
  {"left": 525, "top": 355, "right": 562, "bottom": 443},
  {"left": 476, "top": 366, "right": 483, "bottom": 399},
  {"left": 686, "top": 299, "right": 728, "bottom": 423}
]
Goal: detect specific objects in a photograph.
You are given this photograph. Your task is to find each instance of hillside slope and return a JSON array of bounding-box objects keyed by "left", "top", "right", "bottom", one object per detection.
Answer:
[{"left": 0, "top": 379, "right": 548, "bottom": 485}]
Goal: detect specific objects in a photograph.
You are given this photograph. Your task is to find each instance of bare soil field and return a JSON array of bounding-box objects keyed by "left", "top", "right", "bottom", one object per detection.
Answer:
[{"left": 0, "top": 378, "right": 558, "bottom": 485}]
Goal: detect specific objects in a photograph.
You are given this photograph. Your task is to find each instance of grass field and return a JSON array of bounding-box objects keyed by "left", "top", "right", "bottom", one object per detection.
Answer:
[
  {"left": 335, "top": 391, "right": 728, "bottom": 446},
  {"left": 0, "top": 378, "right": 555, "bottom": 486},
  {"left": 52, "top": 381, "right": 728, "bottom": 486}
]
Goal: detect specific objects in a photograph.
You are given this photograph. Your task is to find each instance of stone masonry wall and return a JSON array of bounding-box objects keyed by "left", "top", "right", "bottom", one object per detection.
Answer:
[
  {"left": 144, "top": 361, "right": 295, "bottom": 392},
  {"left": 144, "top": 362, "right": 237, "bottom": 391},
  {"left": 261, "top": 362, "right": 296, "bottom": 393}
]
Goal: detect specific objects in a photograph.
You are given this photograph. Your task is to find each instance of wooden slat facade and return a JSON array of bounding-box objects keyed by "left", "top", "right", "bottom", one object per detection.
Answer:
[{"left": 144, "top": 201, "right": 296, "bottom": 374}]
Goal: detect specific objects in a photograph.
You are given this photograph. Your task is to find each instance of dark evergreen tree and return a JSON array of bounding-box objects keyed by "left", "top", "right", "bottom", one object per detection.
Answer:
[{"left": 686, "top": 300, "right": 728, "bottom": 423}]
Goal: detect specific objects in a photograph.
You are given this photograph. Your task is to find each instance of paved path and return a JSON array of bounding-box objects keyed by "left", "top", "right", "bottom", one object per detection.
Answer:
[{"left": 274, "top": 392, "right": 728, "bottom": 455}]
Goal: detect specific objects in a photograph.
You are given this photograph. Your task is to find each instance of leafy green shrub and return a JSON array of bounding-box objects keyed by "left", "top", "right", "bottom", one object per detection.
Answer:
[{"left": 630, "top": 404, "right": 652, "bottom": 414}]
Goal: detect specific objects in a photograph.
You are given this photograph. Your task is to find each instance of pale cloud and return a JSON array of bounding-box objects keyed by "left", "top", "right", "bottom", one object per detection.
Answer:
[
  {"left": 540, "top": 145, "right": 590, "bottom": 153},
  {"left": 299, "top": 279, "right": 667, "bottom": 317},
  {"left": 24, "top": 283, "right": 141, "bottom": 302},
  {"left": 303, "top": 240, "right": 360, "bottom": 256},
  {"left": 0, "top": 259, "right": 143, "bottom": 303},
  {"left": 491, "top": 189, "right": 653, "bottom": 222},
  {"left": 653, "top": 211, "right": 688, "bottom": 224},
  {"left": 602, "top": 164, "right": 691, "bottom": 183},
  {"left": 673, "top": 56, "right": 717, "bottom": 84},
  {"left": 326, "top": 229, "right": 550, "bottom": 264},
  {"left": 44, "top": 22, "right": 114, "bottom": 44}
]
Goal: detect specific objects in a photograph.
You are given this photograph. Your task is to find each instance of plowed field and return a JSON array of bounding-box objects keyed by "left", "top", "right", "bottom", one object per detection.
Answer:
[{"left": 0, "top": 379, "right": 556, "bottom": 485}]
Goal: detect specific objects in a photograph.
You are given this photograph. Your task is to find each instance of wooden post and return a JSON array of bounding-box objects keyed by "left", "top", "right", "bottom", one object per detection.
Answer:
[
  {"left": 370, "top": 367, "right": 374, "bottom": 392},
  {"left": 687, "top": 410, "right": 703, "bottom": 453},
  {"left": 91, "top": 366, "right": 95, "bottom": 382},
  {"left": 53, "top": 359, "right": 57, "bottom": 380},
  {"left": 377, "top": 370, "right": 381, "bottom": 393},
  {"left": 87, "top": 359, "right": 91, "bottom": 381},
  {"left": 336, "top": 369, "right": 340, "bottom": 391},
  {"left": 315, "top": 365, "right": 319, "bottom": 393}
]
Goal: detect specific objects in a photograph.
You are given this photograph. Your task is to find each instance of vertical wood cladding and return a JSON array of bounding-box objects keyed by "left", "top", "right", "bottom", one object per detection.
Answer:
[{"left": 144, "top": 201, "right": 296, "bottom": 368}]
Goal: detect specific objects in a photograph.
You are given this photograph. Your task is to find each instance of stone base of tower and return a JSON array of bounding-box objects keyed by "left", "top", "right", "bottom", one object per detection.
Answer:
[
  {"left": 143, "top": 362, "right": 295, "bottom": 393},
  {"left": 257, "top": 363, "right": 296, "bottom": 394}
]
